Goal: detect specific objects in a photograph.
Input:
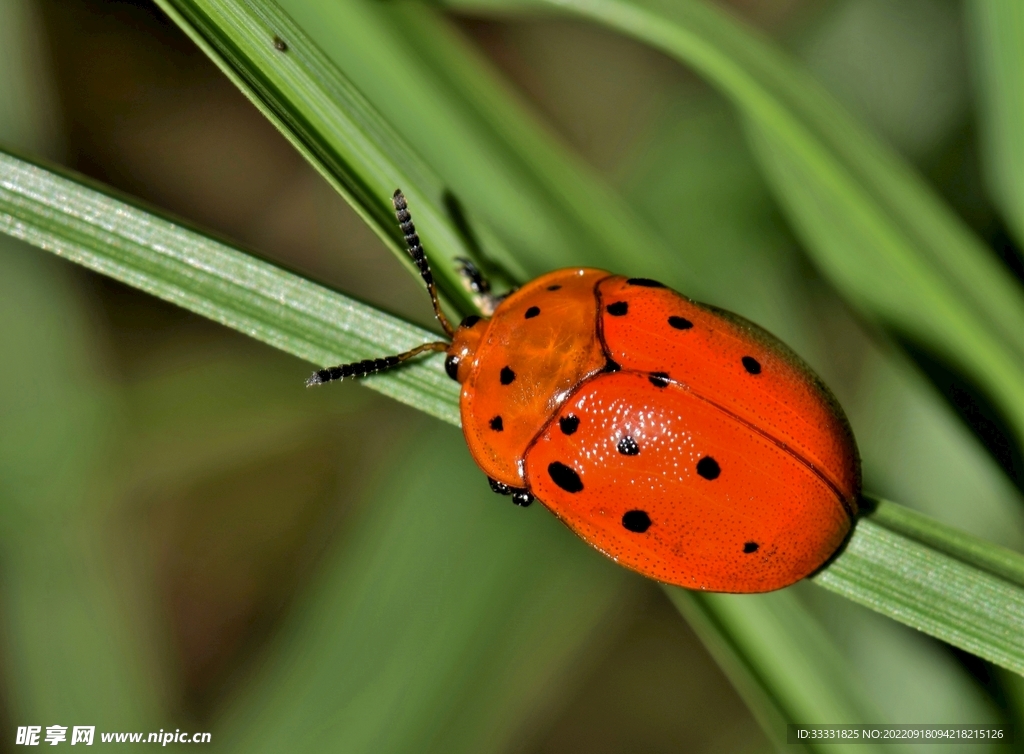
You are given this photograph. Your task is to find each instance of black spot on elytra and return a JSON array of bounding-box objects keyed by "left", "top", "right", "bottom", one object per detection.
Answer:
[
  {"left": 606, "top": 301, "right": 629, "bottom": 316},
  {"left": 500, "top": 366, "right": 516, "bottom": 385},
  {"left": 525, "top": 306, "right": 540, "bottom": 319},
  {"left": 489, "top": 415, "right": 503, "bottom": 431},
  {"left": 559, "top": 415, "right": 580, "bottom": 435},
  {"left": 548, "top": 462, "right": 583, "bottom": 492},
  {"left": 627, "top": 278, "right": 665, "bottom": 288},
  {"left": 622, "top": 510, "right": 651, "bottom": 532},
  {"left": 743, "top": 541, "right": 759, "bottom": 553},
  {"left": 668, "top": 316, "right": 693, "bottom": 330},
  {"left": 697, "top": 456, "right": 721, "bottom": 480},
  {"left": 547, "top": 284, "right": 562, "bottom": 291},
  {"left": 742, "top": 356, "right": 762, "bottom": 374},
  {"left": 617, "top": 436, "right": 639, "bottom": 455},
  {"left": 649, "top": 372, "right": 670, "bottom": 388},
  {"left": 444, "top": 354, "right": 460, "bottom": 381}
]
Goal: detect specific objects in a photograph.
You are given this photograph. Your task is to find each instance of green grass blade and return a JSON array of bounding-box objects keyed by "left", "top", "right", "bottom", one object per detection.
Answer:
[
  {"left": 815, "top": 497, "right": 1024, "bottom": 675},
  {"left": 0, "top": 148, "right": 459, "bottom": 425},
  {"left": 868, "top": 497, "right": 1024, "bottom": 587},
  {"left": 153, "top": 0, "right": 486, "bottom": 314},
  {"left": 966, "top": 0, "right": 1024, "bottom": 250},
  {"left": 670, "top": 588, "right": 890, "bottom": 753},
  {"left": 449, "top": 0, "right": 1024, "bottom": 446},
  {"left": 156, "top": 0, "right": 684, "bottom": 289},
  {"left": 270, "top": 0, "right": 674, "bottom": 281}
]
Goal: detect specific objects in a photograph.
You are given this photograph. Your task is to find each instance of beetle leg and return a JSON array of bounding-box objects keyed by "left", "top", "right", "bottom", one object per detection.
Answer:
[
  {"left": 488, "top": 477, "right": 513, "bottom": 495},
  {"left": 488, "top": 478, "right": 534, "bottom": 507},
  {"left": 455, "top": 256, "right": 513, "bottom": 316},
  {"left": 511, "top": 489, "right": 534, "bottom": 507}
]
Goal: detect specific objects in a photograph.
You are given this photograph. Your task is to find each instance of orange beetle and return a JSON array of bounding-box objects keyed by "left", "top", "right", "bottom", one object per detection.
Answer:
[{"left": 308, "top": 191, "right": 860, "bottom": 593}]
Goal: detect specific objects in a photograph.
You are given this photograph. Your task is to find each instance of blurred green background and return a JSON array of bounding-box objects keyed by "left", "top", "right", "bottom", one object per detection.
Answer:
[{"left": 2, "top": 0, "right": 1024, "bottom": 751}]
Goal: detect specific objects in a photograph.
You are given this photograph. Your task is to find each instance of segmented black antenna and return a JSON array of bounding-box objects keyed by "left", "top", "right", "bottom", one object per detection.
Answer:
[
  {"left": 305, "top": 342, "right": 447, "bottom": 387},
  {"left": 393, "top": 189, "right": 455, "bottom": 338},
  {"left": 305, "top": 190, "right": 452, "bottom": 388}
]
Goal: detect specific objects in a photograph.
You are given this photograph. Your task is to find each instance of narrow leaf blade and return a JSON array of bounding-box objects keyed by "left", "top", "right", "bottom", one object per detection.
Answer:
[
  {"left": 155, "top": 0, "right": 484, "bottom": 313},
  {"left": 815, "top": 499, "right": 1024, "bottom": 675},
  {"left": 0, "top": 148, "right": 460, "bottom": 425},
  {"left": 669, "top": 588, "right": 890, "bottom": 753}
]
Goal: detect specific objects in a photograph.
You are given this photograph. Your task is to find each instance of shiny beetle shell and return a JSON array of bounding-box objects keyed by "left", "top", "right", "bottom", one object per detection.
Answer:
[{"left": 447, "top": 268, "right": 859, "bottom": 593}]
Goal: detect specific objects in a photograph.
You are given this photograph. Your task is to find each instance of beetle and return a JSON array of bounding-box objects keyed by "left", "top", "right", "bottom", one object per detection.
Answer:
[{"left": 307, "top": 190, "right": 860, "bottom": 593}]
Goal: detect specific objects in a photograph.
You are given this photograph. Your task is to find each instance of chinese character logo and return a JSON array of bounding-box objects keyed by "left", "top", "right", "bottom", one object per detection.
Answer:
[{"left": 16, "top": 726, "right": 40, "bottom": 746}]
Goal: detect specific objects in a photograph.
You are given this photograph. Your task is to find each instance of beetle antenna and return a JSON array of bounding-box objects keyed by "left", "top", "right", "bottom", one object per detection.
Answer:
[
  {"left": 306, "top": 190, "right": 459, "bottom": 389},
  {"left": 392, "top": 189, "right": 455, "bottom": 339},
  {"left": 305, "top": 341, "right": 448, "bottom": 387}
]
